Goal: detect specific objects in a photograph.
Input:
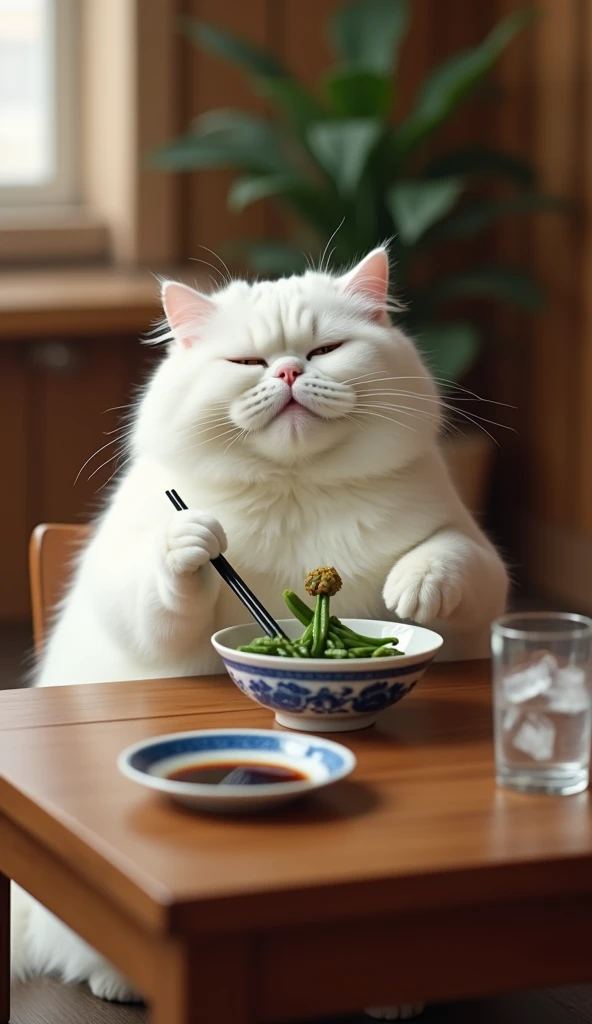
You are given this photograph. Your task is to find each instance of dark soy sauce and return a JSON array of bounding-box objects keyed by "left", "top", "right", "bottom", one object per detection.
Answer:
[{"left": 167, "top": 762, "right": 309, "bottom": 786}]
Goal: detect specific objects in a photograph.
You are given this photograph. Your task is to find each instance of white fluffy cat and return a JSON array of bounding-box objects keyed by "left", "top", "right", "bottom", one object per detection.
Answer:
[{"left": 11, "top": 248, "right": 507, "bottom": 1017}]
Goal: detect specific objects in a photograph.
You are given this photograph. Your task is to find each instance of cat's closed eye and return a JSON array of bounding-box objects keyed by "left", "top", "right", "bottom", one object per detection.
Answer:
[
  {"left": 307, "top": 343, "right": 343, "bottom": 359},
  {"left": 228, "top": 358, "right": 268, "bottom": 367}
]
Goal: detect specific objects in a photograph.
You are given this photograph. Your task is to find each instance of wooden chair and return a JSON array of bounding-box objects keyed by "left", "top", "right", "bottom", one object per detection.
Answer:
[{"left": 29, "top": 524, "right": 91, "bottom": 653}]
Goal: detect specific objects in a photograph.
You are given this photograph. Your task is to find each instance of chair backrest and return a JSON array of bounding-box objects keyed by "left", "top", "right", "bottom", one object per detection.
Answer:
[{"left": 29, "top": 523, "right": 92, "bottom": 653}]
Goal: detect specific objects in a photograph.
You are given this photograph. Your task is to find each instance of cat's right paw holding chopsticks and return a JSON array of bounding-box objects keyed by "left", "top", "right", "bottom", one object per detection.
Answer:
[{"left": 161, "top": 509, "right": 227, "bottom": 576}]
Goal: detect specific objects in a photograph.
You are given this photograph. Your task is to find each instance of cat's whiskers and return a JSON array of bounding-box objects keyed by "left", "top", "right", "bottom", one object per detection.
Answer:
[
  {"left": 86, "top": 445, "right": 131, "bottom": 483},
  {"left": 355, "top": 400, "right": 443, "bottom": 421},
  {"left": 196, "top": 244, "right": 233, "bottom": 286},
  {"left": 349, "top": 373, "right": 514, "bottom": 407},
  {"left": 355, "top": 401, "right": 464, "bottom": 438},
  {"left": 97, "top": 454, "right": 133, "bottom": 492},
  {"left": 177, "top": 417, "right": 233, "bottom": 440},
  {"left": 176, "top": 425, "right": 241, "bottom": 455},
  {"left": 354, "top": 390, "right": 506, "bottom": 444},
  {"left": 318, "top": 220, "right": 345, "bottom": 274},
  {"left": 355, "top": 386, "right": 513, "bottom": 412},
  {"left": 75, "top": 433, "right": 132, "bottom": 485},
  {"left": 223, "top": 428, "right": 249, "bottom": 454},
  {"left": 352, "top": 408, "right": 416, "bottom": 432},
  {"left": 355, "top": 389, "right": 512, "bottom": 438}
]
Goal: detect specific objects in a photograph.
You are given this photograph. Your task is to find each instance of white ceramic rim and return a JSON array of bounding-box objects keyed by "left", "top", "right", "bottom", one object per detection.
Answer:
[
  {"left": 212, "top": 619, "right": 444, "bottom": 668},
  {"left": 117, "top": 727, "right": 357, "bottom": 798}
]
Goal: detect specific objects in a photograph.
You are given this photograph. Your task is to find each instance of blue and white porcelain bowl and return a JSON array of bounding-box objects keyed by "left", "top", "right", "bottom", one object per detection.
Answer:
[
  {"left": 212, "top": 619, "right": 443, "bottom": 733},
  {"left": 118, "top": 728, "right": 356, "bottom": 813}
]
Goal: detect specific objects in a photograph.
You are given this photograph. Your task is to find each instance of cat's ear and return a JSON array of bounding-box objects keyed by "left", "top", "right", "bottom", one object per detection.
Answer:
[
  {"left": 339, "top": 247, "right": 389, "bottom": 317},
  {"left": 161, "top": 281, "right": 215, "bottom": 350}
]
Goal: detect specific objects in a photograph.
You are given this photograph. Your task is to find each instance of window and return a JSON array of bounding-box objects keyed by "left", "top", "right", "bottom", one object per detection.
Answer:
[
  {"left": 0, "top": 0, "right": 78, "bottom": 206},
  {"left": 0, "top": 0, "right": 177, "bottom": 265}
]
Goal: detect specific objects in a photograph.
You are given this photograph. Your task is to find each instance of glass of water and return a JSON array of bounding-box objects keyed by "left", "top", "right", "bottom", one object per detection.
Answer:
[{"left": 492, "top": 612, "right": 592, "bottom": 795}]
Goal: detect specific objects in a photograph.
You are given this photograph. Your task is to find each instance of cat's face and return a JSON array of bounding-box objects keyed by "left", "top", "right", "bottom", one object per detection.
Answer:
[{"left": 137, "top": 249, "right": 440, "bottom": 479}]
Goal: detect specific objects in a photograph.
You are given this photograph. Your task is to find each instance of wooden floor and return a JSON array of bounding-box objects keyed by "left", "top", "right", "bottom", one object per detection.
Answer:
[
  {"left": 11, "top": 979, "right": 592, "bottom": 1024},
  {"left": 4, "top": 624, "right": 592, "bottom": 1024}
]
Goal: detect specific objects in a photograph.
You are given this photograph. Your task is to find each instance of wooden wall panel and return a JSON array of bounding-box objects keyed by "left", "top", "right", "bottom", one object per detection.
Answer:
[
  {"left": 527, "top": 0, "right": 580, "bottom": 526},
  {"left": 396, "top": 0, "right": 433, "bottom": 119},
  {"left": 488, "top": 0, "right": 533, "bottom": 541},
  {"left": 0, "top": 348, "right": 32, "bottom": 620},
  {"left": 34, "top": 340, "right": 160, "bottom": 528},
  {"left": 35, "top": 340, "right": 132, "bottom": 524},
  {"left": 281, "top": 0, "right": 342, "bottom": 88},
  {"left": 0, "top": 336, "right": 160, "bottom": 624},
  {"left": 428, "top": 1, "right": 492, "bottom": 151},
  {"left": 574, "top": 0, "right": 592, "bottom": 533},
  {"left": 491, "top": 0, "right": 592, "bottom": 601},
  {"left": 182, "top": 0, "right": 270, "bottom": 265}
]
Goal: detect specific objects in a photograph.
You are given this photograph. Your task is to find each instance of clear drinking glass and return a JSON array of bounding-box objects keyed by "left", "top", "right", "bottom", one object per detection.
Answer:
[{"left": 492, "top": 612, "right": 592, "bottom": 795}]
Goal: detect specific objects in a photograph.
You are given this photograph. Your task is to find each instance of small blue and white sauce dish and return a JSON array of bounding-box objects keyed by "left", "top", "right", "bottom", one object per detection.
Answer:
[
  {"left": 117, "top": 728, "right": 356, "bottom": 813},
  {"left": 211, "top": 619, "right": 443, "bottom": 733}
]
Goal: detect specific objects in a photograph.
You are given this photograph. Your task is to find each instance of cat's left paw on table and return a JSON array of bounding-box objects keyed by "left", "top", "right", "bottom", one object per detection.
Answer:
[{"left": 383, "top": 554, "right": 462, "bottom": 623}]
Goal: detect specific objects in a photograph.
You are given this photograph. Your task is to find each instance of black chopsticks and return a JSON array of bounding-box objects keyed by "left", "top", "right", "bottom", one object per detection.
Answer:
[{"left": 165, "top": 489, "right": 287, "bottom": 639}]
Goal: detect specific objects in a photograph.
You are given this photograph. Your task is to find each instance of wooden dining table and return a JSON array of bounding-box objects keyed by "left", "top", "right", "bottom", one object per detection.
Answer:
[{"left": 1, "top": 661, "right": 592, "bottom": 1024}]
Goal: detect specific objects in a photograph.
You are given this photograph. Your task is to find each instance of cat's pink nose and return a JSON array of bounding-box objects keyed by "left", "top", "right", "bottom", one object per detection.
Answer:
[{"left": 275, "top": 363, "right": 302, "bottom": 387}]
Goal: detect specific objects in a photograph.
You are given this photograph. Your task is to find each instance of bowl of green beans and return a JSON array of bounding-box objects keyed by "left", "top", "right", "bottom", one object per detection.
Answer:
[{"left": 211, "top": 569, "right": 443, "bottom": 732}]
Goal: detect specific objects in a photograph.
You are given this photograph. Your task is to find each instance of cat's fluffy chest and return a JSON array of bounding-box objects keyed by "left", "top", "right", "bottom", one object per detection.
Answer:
[{"left": 186, "top": 469, "right": 442, "bottom": 617}]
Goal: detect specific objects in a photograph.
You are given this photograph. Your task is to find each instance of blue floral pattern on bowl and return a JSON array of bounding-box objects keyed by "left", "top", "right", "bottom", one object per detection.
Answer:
[{"left": 226, "top": 665, "right": 421, "bottom": 716}]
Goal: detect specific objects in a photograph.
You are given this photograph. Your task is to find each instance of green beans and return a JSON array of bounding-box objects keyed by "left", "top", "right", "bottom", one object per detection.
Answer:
[
  {"left": 300, "top": 622, "right": 314, "bottom": 645},
  {"left": 311, "top": 594, "right": 330, "bottom": 657},
  {"left": 330, "top": 617, "right": 399, "bottom": 648},
  {"left": 283, "top": 590, "right": 314, "bottom": 627},
  {"left": 372, "top": 644, "right": 402, "bottom": 657},
  {"left": 237, "top": 575, "right": 403, "bottom": 661}
]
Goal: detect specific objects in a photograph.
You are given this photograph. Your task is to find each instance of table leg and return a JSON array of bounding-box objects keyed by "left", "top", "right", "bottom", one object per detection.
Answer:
[
  {"left": 149, "top": 937, "right": 251, "bottom": 1024},
  {"left": 0, "top": 873, "right": 9, "bottom": 1024}
]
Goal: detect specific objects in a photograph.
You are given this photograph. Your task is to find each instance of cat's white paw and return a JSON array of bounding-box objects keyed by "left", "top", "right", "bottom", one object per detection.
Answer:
[
  {"left": 88, "top": 966, "right": 142, "bottom": 1003},
  {"left": 365, "top": 1004, "right": 424, "bottom": 1020},
  {"left": 383, "top": 552, "right": 462, "bottom": 623},
  {"left": 163, "top": 509, "right": 227, "bottom": 576}
]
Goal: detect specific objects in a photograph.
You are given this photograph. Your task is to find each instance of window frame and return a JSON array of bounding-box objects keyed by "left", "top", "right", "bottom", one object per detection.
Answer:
[
  {"left": 0, "top": 0, "right": 179, "bottom": 267},
  {"left": 0, "top": 0, "right": 79, "bottom": 208}
]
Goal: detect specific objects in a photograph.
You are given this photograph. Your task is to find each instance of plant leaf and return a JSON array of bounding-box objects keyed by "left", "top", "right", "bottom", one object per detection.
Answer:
[
  {"left": 387, "top": 178, "right": 464, "bottom": 245},
  {"left": 181, "top": 18, "right": 286, "bottom": 78},
  {"left": 180, "top": 19, "right": 324, "bottom": 130},
  {"left": 150, "top": 134, "right": 271, "bottom": 173},
  {"left": 307, "top": 118, "right": 382, "bottom": 195},
  {"left": 324, "top": 67, "right": 391, "bottom": 118},
  {"left": 329, "top": 0, "right": 410, "bottom": 74},
  {"left": 420, "top": 265, "right": 544, "bottom": 313},
  {"left": 151, "top": 110, "right": 290, "bottom": 174},
  {"left": 424, "top": 145, "right": 536, "bottom": 187},
  {"left": 233, "top": 241, "right": 309, "bottom": 275},
  {"left": 195, "top": 108, "right": 287, "bottom": 147},
  {"left": 425, "top": 193, "right": 569, "bottom": 242},
  {"left": 229, "top": 174, "right": 307, "bottom": 211},
  {"left": 228, "top": 174, "right": 339, "bottom": 229},
  {"left": 256, "top": 78, "right": 326, "bottom": 130},
  {"left": 413, "top": 322, "right": 481, "bottom": 382},
  {"left": 394, "top": 8, "right": 535, "bottom": 161}
]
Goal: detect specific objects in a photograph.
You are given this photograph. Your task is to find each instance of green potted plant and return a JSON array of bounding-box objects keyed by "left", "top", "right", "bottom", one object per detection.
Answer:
[{"left": 153, "top": 0, "right": 564, "bottom": 513}]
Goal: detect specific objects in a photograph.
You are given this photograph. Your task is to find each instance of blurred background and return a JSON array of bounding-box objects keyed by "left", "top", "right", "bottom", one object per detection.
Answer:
[{"left": 0, "top": 0, "right": 589, "bottom": 683}]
